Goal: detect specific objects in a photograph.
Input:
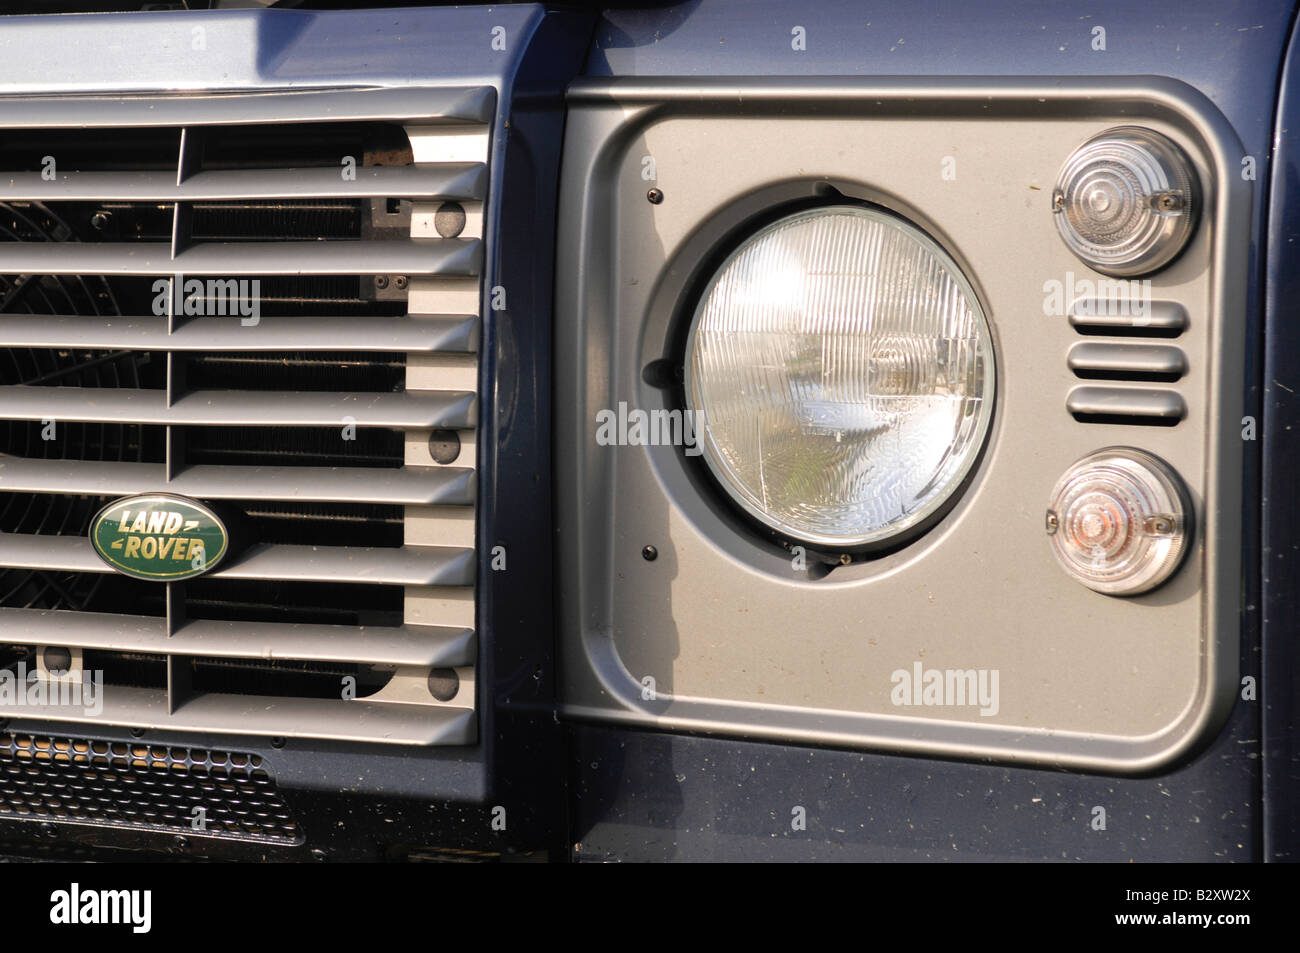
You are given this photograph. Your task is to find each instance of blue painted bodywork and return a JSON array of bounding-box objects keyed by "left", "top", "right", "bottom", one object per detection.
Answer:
[
  {"left": 0, "top": 6, "right": 548, "bottom": 93},
  {"left": 1263, "top": 4, "right": 1300, "bottom": 864}
]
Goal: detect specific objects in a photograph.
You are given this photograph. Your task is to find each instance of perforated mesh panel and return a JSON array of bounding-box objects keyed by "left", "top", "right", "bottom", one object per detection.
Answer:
[{"left": 0, "top": 732, "right": 302, "bottom": 844}]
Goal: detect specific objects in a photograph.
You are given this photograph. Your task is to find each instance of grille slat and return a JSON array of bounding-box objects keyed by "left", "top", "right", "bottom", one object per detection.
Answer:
[
  {"left": 0, "top": 312, "right": 479, "bottom": 353},
  {"left": 0, "top": 237, "right": 481, "bottom": 277},
  {"left": 0, "top": 534, "right": 475, "bottom": 587},
  {"left": 0, "top": 457, "right": 475, "bottom": 505},
  {"left": 0, "top": 686, "right": 474, "bottom": 746},
  {"left": 0, "top": 608, "right": 473, "bottom": 667},
  {"left": 0, "top": 92, "right": 487, "bottom": 746},
  {"left": 0, "top": 386, "right": 477, "bottom": 428},
  {"left": 0, "top": 85, "right": 495, "bottom": 129},
  {"left": 0, "top": 162, "right": 487, "bottom": 203}
]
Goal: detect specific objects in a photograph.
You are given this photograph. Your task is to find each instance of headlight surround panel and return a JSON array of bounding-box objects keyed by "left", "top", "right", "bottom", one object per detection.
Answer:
[{"left": 555, "top": 78, "right": 1247, "bottom": 773}]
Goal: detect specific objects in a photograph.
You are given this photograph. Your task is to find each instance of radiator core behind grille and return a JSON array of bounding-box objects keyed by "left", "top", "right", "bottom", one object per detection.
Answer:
[{"left": 0, "top": 87, "right": 486, "bottom": 745}]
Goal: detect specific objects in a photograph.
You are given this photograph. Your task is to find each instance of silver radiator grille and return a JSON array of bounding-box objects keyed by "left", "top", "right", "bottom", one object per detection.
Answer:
[{"left": 0, "top": 87, "right": 489, "bottom": 745}]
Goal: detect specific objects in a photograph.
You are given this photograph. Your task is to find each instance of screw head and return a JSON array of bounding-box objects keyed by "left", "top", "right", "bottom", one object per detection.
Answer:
[
  {"left": 647, "top": 188, "right": 664, "bottom": 205},
  {"left": 642, "top": 545, "right": 658, "bottom": 561},
  {"left": 394, "top": 275, "right": 408, "bottom": 290},
  {"left": 1154, "top": 192, "right": 1183, "bottom": 213},
  {"left": 374, "top": 275, "right": 389, "bottom": 290}
]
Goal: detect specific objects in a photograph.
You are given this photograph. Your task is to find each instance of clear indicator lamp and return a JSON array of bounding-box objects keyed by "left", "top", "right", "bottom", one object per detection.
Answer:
[{"left": 1045, "top": 448, "right": 1191, "bottom": 595}]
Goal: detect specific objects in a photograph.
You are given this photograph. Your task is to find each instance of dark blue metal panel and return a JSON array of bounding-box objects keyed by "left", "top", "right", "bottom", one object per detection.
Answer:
[
  {"left": 0, "top": 6, "right": 550, "bottom": 92},
  {"left": 1263, "top": 5, "right": 1300, "bottom": 865},
  {"left": 589, "top": 1, "right": 1286, "bottom": 180},
  {"left": 570, "top": 0, "right": 1294, "bottom": 861},
  {"left": 572, "top": 725, "right": 1256, "bottom": 861}
]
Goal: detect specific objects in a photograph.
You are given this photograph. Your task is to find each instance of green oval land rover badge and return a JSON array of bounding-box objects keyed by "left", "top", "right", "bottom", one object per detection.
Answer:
[{"left": 90, "top": 494, "right": 229, "bottom": 581}]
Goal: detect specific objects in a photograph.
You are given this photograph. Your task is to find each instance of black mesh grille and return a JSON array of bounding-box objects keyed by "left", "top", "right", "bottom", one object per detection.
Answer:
[{"left": 0, "top": 733, "right": 302, "bottom": 844}]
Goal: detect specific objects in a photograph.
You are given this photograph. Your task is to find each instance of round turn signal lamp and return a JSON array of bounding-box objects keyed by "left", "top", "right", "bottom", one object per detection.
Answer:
[
  {"left": 1045, "top": 448, "right": 1191, "bottom": 595},
  {"left": 1052, "top": 127, "right": 1199, "bottom": 276}
]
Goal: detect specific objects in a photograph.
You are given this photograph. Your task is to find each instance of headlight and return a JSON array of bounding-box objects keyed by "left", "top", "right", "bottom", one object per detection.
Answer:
[{"left": 685, "top": 205, "right": 995, "bottom": 549}]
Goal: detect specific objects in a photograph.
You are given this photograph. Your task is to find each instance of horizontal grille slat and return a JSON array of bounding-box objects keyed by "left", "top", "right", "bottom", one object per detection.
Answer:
[
  {"left": 0, "top": 386, "right": 477, "bottom": 428},
  {"left": 0, "top": 237, "right": 481, "bottom": 277},
  {"left": 0, "top": 534, "right": 475, "bottom": 587},
  {"left": 0, "top": 458, "right": 475, "bottom": 505},
  {"left": 0, "top": 313, "right": 479, "bottom": 353},
  {"left": 0, "top": 685, "right": 475, "bottom": 746},
  {"left": 0, "top": 86, "right": 496, "bottom": 129},
  {"left": 1, "top": 162, "right": 486, "bottom": 202},
  {"left": 0, "top": 608, "right": 473, "bottom": 667}
]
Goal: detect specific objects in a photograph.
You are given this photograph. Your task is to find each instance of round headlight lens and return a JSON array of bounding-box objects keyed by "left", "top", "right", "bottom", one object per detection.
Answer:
[{"left": 685, "top": 205, "right": 995, "bottom": 549}]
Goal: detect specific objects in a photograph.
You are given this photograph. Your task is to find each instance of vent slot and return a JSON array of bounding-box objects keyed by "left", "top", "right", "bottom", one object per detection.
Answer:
[
  {"left": 1068, "top": 342, "right": 1187, "bottom": 383},
  {"left": 0, "top": 87, "right": 488, "bottom": 746},
  {"left": 188, "top": 656, "right": 392, "bottom": 700},
  {"left": 1067, "top": 300, "right": 1189, "bottom": 425},
  {"left": 184, "top": 425, "right": 405, "bottom": 470},
  {"left": 1068, "top": 299, "right": 1188, "bottom": 336},
  {"left": 1066, "top": 385, "right": 1186, "bottom": 426},
  {"left": 184, "top": 350, "right": 406, "bottom": 394},
  {"left": 183, "top": 580, "right": 404, "bottom": 627}
]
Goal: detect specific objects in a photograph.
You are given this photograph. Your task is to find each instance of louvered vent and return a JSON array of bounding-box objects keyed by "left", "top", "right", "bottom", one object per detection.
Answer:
[
  {"left": 1066, "top": 299, "right": 1189, "bottom": 426},
  {"left": 0, "top": 88, "right": 489, "bottom": 745}
]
